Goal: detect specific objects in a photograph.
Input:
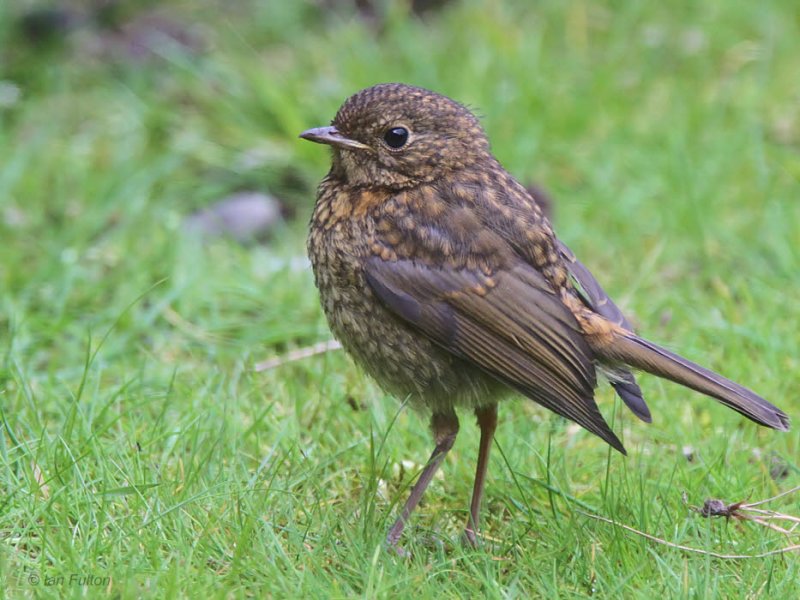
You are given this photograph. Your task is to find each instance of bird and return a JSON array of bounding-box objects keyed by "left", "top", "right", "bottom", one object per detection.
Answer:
[{"left": 300, "top": 83, "right": 789, "bottom": 551}]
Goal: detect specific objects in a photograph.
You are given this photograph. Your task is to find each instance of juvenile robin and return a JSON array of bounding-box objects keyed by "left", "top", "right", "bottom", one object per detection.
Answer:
[{"left": 301, "top": 83, "right": 789, "bottom": 550}]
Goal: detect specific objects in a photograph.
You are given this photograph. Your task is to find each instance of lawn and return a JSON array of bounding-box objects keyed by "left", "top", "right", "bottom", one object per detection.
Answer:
[{"left": 1, "top": 0, "right": 799, "bottom": 597}]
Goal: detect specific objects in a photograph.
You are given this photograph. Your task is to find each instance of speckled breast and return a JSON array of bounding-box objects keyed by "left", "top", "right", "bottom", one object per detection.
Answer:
[{"left": 307, "top": 190, "right": 497, "bottom": 413}]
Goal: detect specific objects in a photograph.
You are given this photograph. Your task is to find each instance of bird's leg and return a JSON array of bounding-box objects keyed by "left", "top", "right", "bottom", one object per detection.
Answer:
[
  {"left": 386, "top": 410, "right": 459, "bottom": 551},
  {"left": 464, "top": 403, "right": 497, "bottom": 547}
]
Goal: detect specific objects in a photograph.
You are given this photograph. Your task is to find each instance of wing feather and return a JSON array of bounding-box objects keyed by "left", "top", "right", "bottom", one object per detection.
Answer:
[
  {"left": 365, "top": 257, "right": 626, "bottom": 453},
  {"left": 557, "top": 240, "right": 652, "bottom": 423}
]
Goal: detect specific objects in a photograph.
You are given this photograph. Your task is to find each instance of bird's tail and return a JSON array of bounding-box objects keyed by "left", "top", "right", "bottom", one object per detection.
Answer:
[{"left": 595, "top": 332, "right": 790, "bottom": 431}]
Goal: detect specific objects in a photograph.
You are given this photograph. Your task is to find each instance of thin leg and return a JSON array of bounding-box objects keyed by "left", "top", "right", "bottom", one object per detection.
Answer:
[
  {"left": 464, "top": 403, "right": 497, "bottom": 547},
  {"left": 386, "top": 410, "right": 459, "bottom": 551}
]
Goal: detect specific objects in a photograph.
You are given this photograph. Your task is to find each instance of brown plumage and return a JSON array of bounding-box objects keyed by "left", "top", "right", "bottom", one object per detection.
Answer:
[{"left": 301, "top": 83, "right": 789, "bottom": 550}]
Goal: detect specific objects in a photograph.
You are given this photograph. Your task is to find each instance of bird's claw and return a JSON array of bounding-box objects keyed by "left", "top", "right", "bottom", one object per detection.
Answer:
[{"left": 462, "top": 527, "right": 479, "bottom": 549}]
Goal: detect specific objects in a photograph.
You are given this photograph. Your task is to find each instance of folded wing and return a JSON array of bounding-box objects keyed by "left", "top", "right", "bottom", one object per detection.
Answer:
[{"left": 365, "top": 256, "right": 627, "bottom": 453}]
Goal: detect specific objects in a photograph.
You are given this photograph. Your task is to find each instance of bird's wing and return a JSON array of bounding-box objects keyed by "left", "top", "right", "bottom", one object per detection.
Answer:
[
  {"left": 364, "top": 256, "right": 626, "bottom": 453},
  {"left": 557, "top": 240, "right": 652, "bottom": 422},
  {"left": 556, "top": 240, "right": 632, "bottom": 330}
]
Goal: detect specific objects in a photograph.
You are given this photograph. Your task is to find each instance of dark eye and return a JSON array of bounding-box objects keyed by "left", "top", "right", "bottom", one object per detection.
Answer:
[{"left": 383, "top": 127, "right": 409, "bottom": 149}]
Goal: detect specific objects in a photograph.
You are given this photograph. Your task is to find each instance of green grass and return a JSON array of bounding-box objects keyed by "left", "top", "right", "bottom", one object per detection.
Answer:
[{"left": 1, "top": 0, "right": 799, "bottom": 597}]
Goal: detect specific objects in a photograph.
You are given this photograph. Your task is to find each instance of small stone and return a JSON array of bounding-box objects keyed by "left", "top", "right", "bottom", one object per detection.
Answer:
[
  {"left": 185, "top": 191, "right": 283, "bottom": 242},
  {"left": 0, "top": 81, "right": 21, "bottom": 109},
  {"left": 682, "top": 445, "right": 695, "bottom": 462},
  {"left": 769, "top": 453, "right": 791, "bottom": 482}
]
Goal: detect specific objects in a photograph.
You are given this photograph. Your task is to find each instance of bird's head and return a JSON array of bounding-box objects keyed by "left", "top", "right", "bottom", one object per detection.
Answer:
[{"left": 300, "top": 83, "right": 490, "bottom": 189}]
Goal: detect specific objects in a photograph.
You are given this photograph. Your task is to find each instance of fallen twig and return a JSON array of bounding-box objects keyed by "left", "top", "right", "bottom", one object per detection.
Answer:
[
  {"left": 254, "top": 339, "right": 342, "bottom": 371},
  {"left": 744, "top": 484, "right": 800, "bottom": 508},
  {"left": 580, "top": 485, "right": 800, "bottom": 559},
  {"left": 578, "top": 510, "right": 800, "bottom": 559},
  {"left": 688, "top": 485, "right": 800, "bottom": 536}
]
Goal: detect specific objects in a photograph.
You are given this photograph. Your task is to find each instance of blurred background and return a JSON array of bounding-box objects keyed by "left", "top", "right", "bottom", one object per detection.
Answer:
[
  {"left": 3, "top": 0, "right": 798, "bottom": 363},
  {"left": 1, "top": 0, "right": 799, "bottom": 595}
]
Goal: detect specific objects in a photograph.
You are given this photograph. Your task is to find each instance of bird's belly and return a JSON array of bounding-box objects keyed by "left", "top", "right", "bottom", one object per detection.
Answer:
[{"left": 319, "top": 270, "right": 499, "bottom": 413}]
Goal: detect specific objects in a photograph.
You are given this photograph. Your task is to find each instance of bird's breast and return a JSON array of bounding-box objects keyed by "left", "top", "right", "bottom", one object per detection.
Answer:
[{"left": 307, "top": 184, "right": 497, "bottom": 411}]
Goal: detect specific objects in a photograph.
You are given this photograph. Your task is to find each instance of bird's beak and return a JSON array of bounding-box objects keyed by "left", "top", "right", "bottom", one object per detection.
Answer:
[{"left": 299, "top": 126, "right": 371, "bottom": 151}]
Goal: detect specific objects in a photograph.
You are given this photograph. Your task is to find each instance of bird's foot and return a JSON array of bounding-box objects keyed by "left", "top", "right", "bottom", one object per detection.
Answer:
[
  {"left": 462, "top": 526, "right": 479, "bottom": 549},
  {"left": 385, "top": 521, "right": 411, "bottom": 557},
  {"left": 386, "top": 541, "right": 411, "bottom": 558}
]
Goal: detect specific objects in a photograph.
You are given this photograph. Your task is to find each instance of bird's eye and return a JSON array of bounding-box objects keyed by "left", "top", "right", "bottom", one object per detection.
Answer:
[{"left": 383, "top": 127, "right": 409, "bottom": 149}]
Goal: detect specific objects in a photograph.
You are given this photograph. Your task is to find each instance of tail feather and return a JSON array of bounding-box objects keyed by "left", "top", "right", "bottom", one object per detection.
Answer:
[
  {"left": 611, "top": 379, "right": 652, "bottom": 423},
  {"left": 597, "top": 333, "right": 790, "bottom": 431}
]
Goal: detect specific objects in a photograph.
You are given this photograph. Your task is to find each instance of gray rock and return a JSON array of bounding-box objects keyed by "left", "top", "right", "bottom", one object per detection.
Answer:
[{"left": 185, "top": 191, "right": 283, "bottom": 242}]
